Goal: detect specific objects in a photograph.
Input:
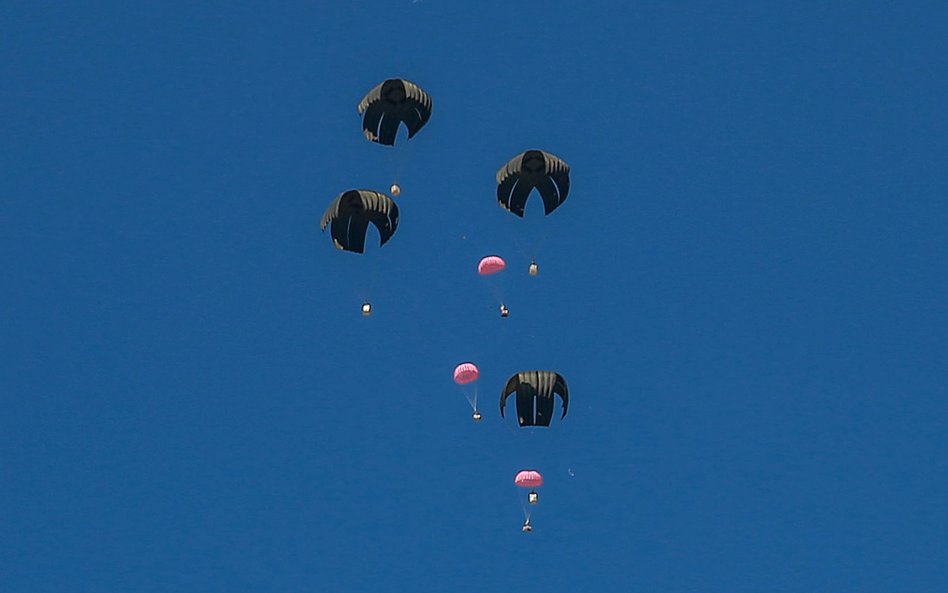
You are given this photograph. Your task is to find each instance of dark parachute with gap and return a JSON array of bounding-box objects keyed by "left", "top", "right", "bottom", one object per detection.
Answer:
[
  {"left": 358, "top": 79, "right": 432, "bottom": 146},
  {"left": 500, "top": 371, "right": 569, "bottom": 427},
  {"left": 496, "top": 150, "right": 570, "bottom": 217},
  {"left": 320, "top": 190, "right": 399, "bottom": 254}
]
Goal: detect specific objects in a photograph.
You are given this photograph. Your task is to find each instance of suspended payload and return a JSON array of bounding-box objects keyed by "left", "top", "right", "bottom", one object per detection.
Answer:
[
  {"left": 358, "top": 79, "right": 432, "bottom": 146},
  {"left": 320, "top": 190, "right": 399, "bottom": 254},
  {"left": 500, "top": 371, "right": 569, "bottom": 427},
  {"left": 477, "top": 255, "right": 506, "bottom": 276},
  {"left": 453, "top": 362, "right": 482, "bottom": 421},
  {"left": 496, "top": 150, "right": 570, "bottom": 217}
]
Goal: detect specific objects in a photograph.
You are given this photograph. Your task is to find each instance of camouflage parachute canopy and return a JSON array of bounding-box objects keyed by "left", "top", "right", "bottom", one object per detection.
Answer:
[
  {"left": 320, "top": 190, "right": 399, "bottom": 254},
  {"left": 496, "top": 150, "right": 570, "bottom": 217},
  {"left": 500, "top": 371, "right": 569, "bottom": 427},
  {"left": 358, "top": 79, "right": 432, "bottom": 146}
]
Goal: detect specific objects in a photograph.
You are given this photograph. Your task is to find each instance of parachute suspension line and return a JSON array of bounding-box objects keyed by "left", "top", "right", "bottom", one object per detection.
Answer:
[
  {"left": 367, "top": 256, "right": 385, "bottom": 309},
  {"left": 482, "top": 274, "right": 506, "bottom": 307},
  {"left": 503, "top": 213, "right": 534, "bottom": 269},
  {"left": 518, "top": 490, "right": 531, "bottom": 521},
  {"left": 388, "top": 129, "right": 416, "bottom": 193},
  {"left": 355, "top": 252, "right": 385, "bottom": 308},
  {"left": 530, "top": 218, "right": 557, "bottom": 265},
  {"left": 392, "top": 141, "right": 405, "bottom": 187},
  {"left": 519, "top": 211, "right": 557, "bottom": 271},
  {"left": 462, "top": 387, "right": 476, "bottom": 411},
  {"left": 472, "top": 384, "right": 478, "bottom": 411},
  {"left": 537, "top": 196, "right": 564, "bottom": 264}
]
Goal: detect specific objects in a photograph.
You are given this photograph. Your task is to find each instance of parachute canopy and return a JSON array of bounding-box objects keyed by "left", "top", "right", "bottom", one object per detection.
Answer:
[
  {"left": 496, "top": 150, "right": 570, "bottom": 217},
  {"left": 477, "top": 256, "right": 506, "bottom": 275},
  {"left": 514, "top": 470, "right": 543, "bottom": 488},
  {"left": 453, "top": 362, "right": 480, "bottom": 385},
  {"left": 320, "top": 190, "right": 399, "bottom": 254},
  {"left": 500, "top": 371, "right": 569, "bottom": 427},
  {"left": 358, "top": 79, "right": 432, "bottom": 146}
]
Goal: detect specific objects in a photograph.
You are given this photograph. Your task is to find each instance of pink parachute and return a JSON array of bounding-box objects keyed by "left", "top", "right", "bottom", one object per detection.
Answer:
[
  {"left": 453, "top": 362, "right": 480, "bottom": 385},
  {"left": 477, "top": 256, "right": 506, "bottom": 275},
  {"left": 514, "top": 470, "right": 543, "bottom": 488}
]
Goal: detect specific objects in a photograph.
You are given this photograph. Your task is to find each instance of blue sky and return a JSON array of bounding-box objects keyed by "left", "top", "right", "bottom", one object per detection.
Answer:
[{"left": 2, "top": 2, "right": 947, "bottom": 591}]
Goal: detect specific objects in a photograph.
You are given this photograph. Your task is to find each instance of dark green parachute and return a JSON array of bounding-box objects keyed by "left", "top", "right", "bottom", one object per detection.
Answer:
[
  {"left": 496, "top": 150, "right": 570, "bottom": 217},
  {"left": 358, "top": 79, "right": 432, "bottom": 146},
  {"left": 320, "top": 190, "right": 399, "bottom": 254},
  {"left": 500, "top": 371, "right": 569, "bottom": 427}
]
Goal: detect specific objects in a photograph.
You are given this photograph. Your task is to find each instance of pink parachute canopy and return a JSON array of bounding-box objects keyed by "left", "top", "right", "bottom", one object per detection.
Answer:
[
  {"left": 514, "top": 470, "right": 543, "bottom": 488},
  {"left": 477, "top": 256, "right": 506, "bottom": 275},
  {"left": 453, "top": 362, "right": 480, "bottom": 385}
]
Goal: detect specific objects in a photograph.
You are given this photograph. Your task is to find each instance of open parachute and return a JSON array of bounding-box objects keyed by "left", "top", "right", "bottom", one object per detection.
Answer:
[
  {"left": 496, "top": 150, "right": 570, "bottom": 217},
  {"left": 477, "top": 255, "right": 506, "bottom": 275},
  {"left": 358, "top": 79, "right": 433, "bottom": 146},
  {"left": 453, "top": 363, "right": 480, "bottom": 385},
  {"left": 514, "top": 470, "right": 543, "bottom": 488},
  {"left": 500, "top": 370, "right": 569, "bottom": 427},
  {"left": 320, "top": 190, "right": 399, "bottom": 254}
]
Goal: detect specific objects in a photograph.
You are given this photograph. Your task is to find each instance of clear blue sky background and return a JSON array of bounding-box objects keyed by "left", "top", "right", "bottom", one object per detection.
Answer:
[{"left": 2, "top": 2, "right": 947, "bottom": 592}]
